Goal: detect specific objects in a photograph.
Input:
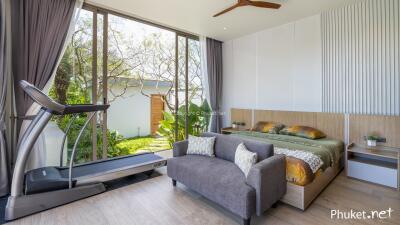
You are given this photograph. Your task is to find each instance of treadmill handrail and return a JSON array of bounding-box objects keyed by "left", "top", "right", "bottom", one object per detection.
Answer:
[
  {"left": 68, "top": 112, "right": 96, "bottom": 189},
  {"left": 59, "top": 114, "right": 78, "bottom": 167},
  {"left": 62, "top": 104, "right": 110, "bottom": 115},
  {"left": 20, "top": 80, "right": 109, "bottom": 115},
  {"left": 20, "top": 80, "right": 65, "bottom": 113}
]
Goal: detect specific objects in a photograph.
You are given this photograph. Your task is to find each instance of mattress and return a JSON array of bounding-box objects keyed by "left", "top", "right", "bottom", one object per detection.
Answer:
[{"left": 231, "top": 131, "right": 344, "bottom": 186}]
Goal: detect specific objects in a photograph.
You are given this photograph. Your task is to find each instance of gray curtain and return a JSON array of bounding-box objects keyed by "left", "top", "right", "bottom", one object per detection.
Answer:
[
  {"left": 206, "top": 38, "right": 223, "bottom": 133},
  {"left": 12, "top": 0, "right": 76, "bottom": 130},
  {"left": 1, "top": 0, "right": 77, "bottom": 195},
  {"left": 0, "top": 0, "right": 9, "bottom": 197}
]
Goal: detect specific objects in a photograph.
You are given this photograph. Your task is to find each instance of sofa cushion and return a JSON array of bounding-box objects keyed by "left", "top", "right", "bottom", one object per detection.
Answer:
[
  {"left": 187, "top": 135, "right": 216, "bottom": 157},
  {"left": 235, "top": 143, "right": 258, "bottom": 177},
  {"left": 167, "top": 155, "right": 256, "bottom": 218},
  {"left": 201, "top": 132, "right": 273, "bottom": 163}
]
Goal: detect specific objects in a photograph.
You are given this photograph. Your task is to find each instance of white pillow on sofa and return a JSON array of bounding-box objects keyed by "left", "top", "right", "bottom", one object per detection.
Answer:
[
  {"left": 235, "top": 143, "right": 258, "bottom": 177},
  {"left": 187, "top": 135, "right": 216, "bottom": 157}
]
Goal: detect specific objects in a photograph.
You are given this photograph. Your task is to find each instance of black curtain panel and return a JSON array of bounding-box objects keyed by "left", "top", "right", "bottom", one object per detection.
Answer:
[
  {"left": 12, "top": 0, "right": 76, "bottom": 131},
  {"left": 206, "top": 38, "right": 223, "bottom": 133}
]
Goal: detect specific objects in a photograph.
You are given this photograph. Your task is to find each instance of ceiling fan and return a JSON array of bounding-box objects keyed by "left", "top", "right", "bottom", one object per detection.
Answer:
[{"left": 213, "top": 0, "right": 281, "bottom": 17}]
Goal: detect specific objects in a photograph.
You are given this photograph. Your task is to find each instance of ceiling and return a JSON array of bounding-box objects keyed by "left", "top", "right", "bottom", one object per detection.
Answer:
[{"left": 87, "top": 0, "right": 362, "bottom": 41}]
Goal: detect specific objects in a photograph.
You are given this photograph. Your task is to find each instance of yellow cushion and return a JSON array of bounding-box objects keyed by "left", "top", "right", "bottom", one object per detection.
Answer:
[
  {"left": 279, "top": 125, "right": 326, "bottom": 139},
  {"left": 252, "top": 121, "right": 285, "bottom": 134}
]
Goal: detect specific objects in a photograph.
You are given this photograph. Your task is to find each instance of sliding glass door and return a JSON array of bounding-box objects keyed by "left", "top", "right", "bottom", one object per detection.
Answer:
[{"left": 49, "top": 4, "right": 208, "bottom": 165}]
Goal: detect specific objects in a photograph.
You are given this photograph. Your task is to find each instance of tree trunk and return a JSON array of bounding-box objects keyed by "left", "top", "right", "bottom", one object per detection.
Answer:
[{"left": 54, "top": 60, "right": 71, "bottom": 104}]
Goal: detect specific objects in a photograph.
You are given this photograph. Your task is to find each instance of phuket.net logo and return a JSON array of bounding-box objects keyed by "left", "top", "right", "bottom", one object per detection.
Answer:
[{"left": 330, "top": 208, "right": 394, "bottom": 220}]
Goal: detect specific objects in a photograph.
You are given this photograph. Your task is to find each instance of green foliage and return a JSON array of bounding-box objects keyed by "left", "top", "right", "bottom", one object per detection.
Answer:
[
  {"left": 115, "top": 136, "right": 155, "bottom": 155},
  {"left": 157, "top": 100, "right": 211, "bottom": 147},
  {"left": 367, "top": 135, "right": 380, "bottom": 141},
  {"left": 55, "top": 113, "right": 124, "bottom": 164},
  {"left": 50, "top": 79, "right": 124, "bottom": 163}
]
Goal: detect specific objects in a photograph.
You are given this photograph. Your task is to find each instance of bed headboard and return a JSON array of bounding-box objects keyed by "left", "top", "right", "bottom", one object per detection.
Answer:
[
  {"left": 230, "top": 108, "right": 253, "bottom": 129},
  {"left": 349, "top": 114, "right": 400, "bottom": 148},
  {"left": 253, "top": 110, "right": 345, "bottom": 141}
]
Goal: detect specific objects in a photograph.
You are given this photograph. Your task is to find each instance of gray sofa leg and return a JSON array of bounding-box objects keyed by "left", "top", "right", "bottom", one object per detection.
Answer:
[
  {"left": 172, "top": 179, "right": 177, "bottom": 186},
  {"left": 242, "top": 218, "right": 250, "bottom": 225}
]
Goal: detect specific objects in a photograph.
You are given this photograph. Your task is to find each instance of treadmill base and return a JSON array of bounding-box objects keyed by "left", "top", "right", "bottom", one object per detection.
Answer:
[{"left": 5, "top": 183, "right": 105, "bottom": 221}]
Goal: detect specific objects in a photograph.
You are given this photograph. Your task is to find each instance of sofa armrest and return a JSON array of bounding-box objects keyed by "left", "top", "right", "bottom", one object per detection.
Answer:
[
  {"left": 173, "top": 140, "right": 189, "bottom": 157},
  {"left": 246, "top": 154, "right": 286, "bottom": 216}
]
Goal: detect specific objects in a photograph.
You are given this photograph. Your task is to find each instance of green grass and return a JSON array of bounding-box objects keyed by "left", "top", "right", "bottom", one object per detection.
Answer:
[{"left": 115, "top": 136, "right": 170, "bottom": 155}]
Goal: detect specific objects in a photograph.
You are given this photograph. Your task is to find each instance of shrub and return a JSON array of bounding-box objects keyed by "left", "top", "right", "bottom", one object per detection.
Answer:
[
  {"left": 50, "top": 80, "right": 124, "bottom": 163},
  {"left": 157, "top": 100, "right": 211, "bottom": 147}
]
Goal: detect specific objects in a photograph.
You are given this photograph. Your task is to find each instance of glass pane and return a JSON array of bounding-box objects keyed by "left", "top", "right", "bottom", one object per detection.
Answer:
[
  {"left": 176, "top": 36, "right": 187, "bottom": 141},
  {"left": 188, "top": 39, "right": 210, "bottom": 136},
  {"left": 106, "top": 14, "right": 174, "bottom": 157},
  {"left": 48, "top": 9, "right": 95, "bottom": 165},
  {"left": 96, "top": 13, "right": 105, "bottom": 160}
]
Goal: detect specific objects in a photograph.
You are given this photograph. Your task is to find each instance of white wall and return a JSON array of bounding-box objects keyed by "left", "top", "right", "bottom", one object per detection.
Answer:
[
  {"left": 108, "top": 86, "right": 169, "bottom": 138},
  {"left": 43, "top": 122, "right": 67, "bottom": 167},
  {"left": 322, "top": 0, "right": 400, "bottom": 115},
  {"left": 222, "top": 15, "right": 322, "bottom": 126}
]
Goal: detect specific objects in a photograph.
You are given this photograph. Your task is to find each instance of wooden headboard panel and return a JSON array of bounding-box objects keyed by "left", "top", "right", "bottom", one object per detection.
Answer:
[
  {"left": 253, "top": 109, "right": 345, "bottom": 141},
  {"left": 230, "top": 108, "right": 252, "bottom": 129},
  {"left": 349, "top": 114, "right": 400, "bottom": 148}
]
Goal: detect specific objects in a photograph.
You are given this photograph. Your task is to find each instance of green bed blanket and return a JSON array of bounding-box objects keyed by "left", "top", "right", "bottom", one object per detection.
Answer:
[{"left": 231, "top": 131, "right": 344, "bottom": 171}]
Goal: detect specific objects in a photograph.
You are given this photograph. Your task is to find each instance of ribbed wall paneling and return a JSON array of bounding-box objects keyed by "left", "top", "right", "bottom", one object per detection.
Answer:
[{"left": 322, "top": 0, "right": 399, "bottom": 115}]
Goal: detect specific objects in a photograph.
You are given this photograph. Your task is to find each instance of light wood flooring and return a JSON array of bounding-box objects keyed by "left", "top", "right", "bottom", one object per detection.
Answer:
[{"left": 6, "top": 151, "right": 400, "bottom": 225}]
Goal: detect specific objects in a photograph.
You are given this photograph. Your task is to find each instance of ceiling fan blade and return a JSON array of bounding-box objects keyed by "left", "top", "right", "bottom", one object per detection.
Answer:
[
  {"left": 249, "top": 1, "right": 281, "bottom": 9},
  {"left": 213, "top": 4, "right": 240, "bottom": 17}
]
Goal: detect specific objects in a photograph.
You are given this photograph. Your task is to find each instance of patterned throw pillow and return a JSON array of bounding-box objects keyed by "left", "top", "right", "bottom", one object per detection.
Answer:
[
  {"left": 252, "top": 121, "right": 285, "bottom": 134},
  {"left": 186, "top": 135, "right": 216, "bottom": 157},
  {"left": 279, "top": 125, "right": 326, "bottom": 140},
  {"left": 234, "top": 143, "right": 258, "bottom": 177}
]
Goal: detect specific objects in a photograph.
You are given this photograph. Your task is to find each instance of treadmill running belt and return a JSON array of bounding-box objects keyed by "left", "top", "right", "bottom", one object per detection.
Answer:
[{"left": 59, "top": 153, "right": 163, "bottom": 178}]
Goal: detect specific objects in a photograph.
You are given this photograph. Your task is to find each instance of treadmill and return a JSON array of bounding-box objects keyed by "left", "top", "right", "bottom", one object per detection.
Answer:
[{"left": 5, "top": 80, "right": 167, "bottom": 221}]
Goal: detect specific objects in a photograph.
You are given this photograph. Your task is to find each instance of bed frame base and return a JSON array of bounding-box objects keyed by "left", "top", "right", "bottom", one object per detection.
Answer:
[{"left": 281, "top": 161, "right": 343, "bottom": 210}]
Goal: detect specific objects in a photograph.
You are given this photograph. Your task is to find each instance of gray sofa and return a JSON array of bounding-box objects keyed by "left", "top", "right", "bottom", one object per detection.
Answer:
[{"left": 167, "top": 132, "right": 286, "bottom": 225}]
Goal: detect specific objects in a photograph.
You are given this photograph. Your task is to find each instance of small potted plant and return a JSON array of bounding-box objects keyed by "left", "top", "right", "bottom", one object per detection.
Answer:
[
  {"left": 366, "top": 135, "right": 379, "bottom": 147},
  {"left": 232, "top": 121, "right": 238, "bottom": 129}
]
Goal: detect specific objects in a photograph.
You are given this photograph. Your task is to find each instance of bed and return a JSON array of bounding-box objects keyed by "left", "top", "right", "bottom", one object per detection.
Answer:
[
  {"left": 231, "top": 131, "right": 344, "bottom": 185},
  {"left": 229, "top": 108, "right": 345, "bottom": 210}
]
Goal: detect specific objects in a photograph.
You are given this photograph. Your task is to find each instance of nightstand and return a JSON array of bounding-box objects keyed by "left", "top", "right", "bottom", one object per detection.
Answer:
[{"left": 346, "top": 144, "right": 400, "bottom": 190}]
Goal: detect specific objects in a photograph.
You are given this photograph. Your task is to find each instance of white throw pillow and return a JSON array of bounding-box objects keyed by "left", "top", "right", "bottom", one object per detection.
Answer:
[
  {"left": 187, "top": 135, "right": 216, "bottom": 157},
  {"left": 235, "top": 143, "right": 258, "bottom": 177}
]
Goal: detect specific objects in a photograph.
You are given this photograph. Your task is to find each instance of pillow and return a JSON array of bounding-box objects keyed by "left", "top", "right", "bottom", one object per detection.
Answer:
[
  {"left": 234, "top": 143, "right": 258, "bottom": 177},
  {"left": 279, "top": 125, "right": 326, "bottom": 140},
  {"left": 187, "top": 135, "right": 216, "bottom": 157},
  {"left": 252, "top": 121, "right": 285, "bottom": 134}
]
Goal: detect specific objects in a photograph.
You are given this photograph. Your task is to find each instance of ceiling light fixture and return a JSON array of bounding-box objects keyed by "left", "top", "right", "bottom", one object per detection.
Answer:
[{"left": 214, "top": 0, "right": 281, "bottom": 17}]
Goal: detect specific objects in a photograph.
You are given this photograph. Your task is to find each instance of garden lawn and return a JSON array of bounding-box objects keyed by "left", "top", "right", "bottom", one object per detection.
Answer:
[{"left": 116, "top": 136, "right": 170, "bottom": 155}]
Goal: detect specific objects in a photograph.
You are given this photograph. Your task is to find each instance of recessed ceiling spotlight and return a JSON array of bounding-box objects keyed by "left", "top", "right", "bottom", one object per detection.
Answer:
[{"left": 223, "top": 27, "right": 228, "bottom": 30}]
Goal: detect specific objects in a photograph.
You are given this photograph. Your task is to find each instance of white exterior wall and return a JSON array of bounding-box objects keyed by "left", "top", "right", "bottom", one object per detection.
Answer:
[
  {"left": 107, "top": 85, "right": 170, "bottom": 138},
  {"left": 43, "top": 86, "right": 169, "bottom": 167},
  {"left": 43, "top": 121, "right": 68, "bottom": 166}
]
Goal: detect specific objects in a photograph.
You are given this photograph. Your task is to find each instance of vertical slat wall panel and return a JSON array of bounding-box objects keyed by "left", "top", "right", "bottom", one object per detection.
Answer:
[{"left": 322, "top": 0, "right": 400, "bottom": 115}]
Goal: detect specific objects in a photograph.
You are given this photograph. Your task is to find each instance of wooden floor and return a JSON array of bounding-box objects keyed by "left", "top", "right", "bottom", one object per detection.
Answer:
[{"left": 6, "top": 152, "right": 400, "bottom": 225}]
